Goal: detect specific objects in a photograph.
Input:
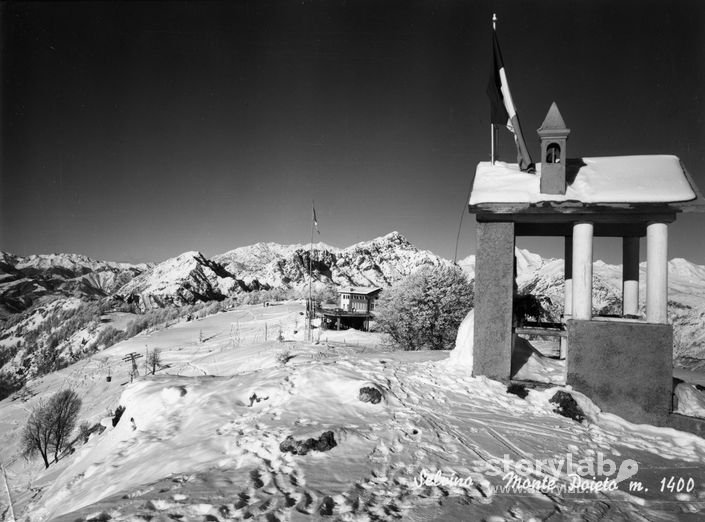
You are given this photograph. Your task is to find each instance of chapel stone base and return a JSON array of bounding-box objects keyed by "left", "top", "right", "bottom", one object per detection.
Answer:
[{"left": 566, "top": 319, "right": 672, "bottom": 425}]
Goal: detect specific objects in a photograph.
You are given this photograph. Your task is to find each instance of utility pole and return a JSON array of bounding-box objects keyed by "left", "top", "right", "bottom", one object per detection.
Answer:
[
  {"left": 306, "top": 202, "right": 317, "bottom": 342},
  {"left": 1, "top": 464, "right": 16, "bottom": 522},
  {"left": 122, "top": 352, "right": 144, "bottom": 383}
]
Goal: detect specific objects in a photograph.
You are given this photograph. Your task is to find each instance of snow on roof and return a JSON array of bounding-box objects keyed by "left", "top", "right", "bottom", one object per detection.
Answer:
[
  {"left": 469, "top": 155, "right": 697, "bottom": 206},
  {"left": 338, "top": 286, "right": 382, "bottom": 295}
]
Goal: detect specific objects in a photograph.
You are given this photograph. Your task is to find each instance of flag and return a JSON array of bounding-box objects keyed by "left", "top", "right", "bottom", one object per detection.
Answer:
[
  {"left": 487, "top": 28, "right": 534, "bottom": 172},
  {"left": 312, "top": 205, "right": 320, "bottom": 234}
]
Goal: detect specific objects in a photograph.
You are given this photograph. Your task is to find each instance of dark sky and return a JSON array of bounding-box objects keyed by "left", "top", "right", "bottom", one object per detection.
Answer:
[{"left": 2, "top": 0, "right": 704, "bottom": 264}]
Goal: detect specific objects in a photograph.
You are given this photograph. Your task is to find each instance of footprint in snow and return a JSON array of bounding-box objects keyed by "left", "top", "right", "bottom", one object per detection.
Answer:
[
  {"left": 318, "top": 495, "right": 336, "bottom": 516},
  {"left": 289, "top": 469, "right": 303, "bottom": 487},
  {"left": 283, "top": 493, "right": 297, "bottom": 508},
  {"left": 567, "top": 500, "right": 612, "bottom": 521},
  {"left": 295, "top": 491, "right": 315, "bottom": 514},
  {"left": 257, "top": 497, "right": 273, "bottom": 512},
  {"left": 234, "top": 492, "right": 249, "bottom": 509},
  {"left": 250, "top": 469, "right": 265, "bottom": 489}
]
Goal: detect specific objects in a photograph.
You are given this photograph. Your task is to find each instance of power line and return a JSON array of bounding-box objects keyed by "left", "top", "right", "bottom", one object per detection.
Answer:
[{"left": 453, "top": 175, "right": 475, "bottom": 264}]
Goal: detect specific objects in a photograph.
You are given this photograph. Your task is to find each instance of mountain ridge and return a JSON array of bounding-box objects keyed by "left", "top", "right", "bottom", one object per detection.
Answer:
[
  {"left": 0, "top": 251, "right": 149, "bottom": 318},
  {"left": 2, "top": 232, "right": 705, "bottom": 382},
  {"left": 4, "top": 234, "right": 705, "bottom": 315},
  {"left": 115, "top": 231, "right": 452, "bottom": 309}
]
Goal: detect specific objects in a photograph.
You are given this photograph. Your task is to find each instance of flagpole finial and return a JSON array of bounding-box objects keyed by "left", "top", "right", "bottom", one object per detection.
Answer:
[{"left": 492, "top": 13, "right": 497, "bottom": 30}]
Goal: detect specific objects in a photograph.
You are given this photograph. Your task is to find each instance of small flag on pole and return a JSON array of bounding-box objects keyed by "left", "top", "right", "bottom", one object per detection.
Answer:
[
  {"left": 312, "top": 205, "right": 320, "bottom": 234},
  {"left": 487, "top": 22, "right": 534, "bottom": 172}
]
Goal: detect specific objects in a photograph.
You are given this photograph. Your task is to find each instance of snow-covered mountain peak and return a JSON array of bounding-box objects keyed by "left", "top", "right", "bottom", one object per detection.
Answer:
[
  {"left": 115, "top": 251, "right": 241, "bottom": 309},
  {"left": 345, "top": 231, "right": 413, "bottom": 252},
  {"left": 668, "top": 258, "right": 705, "bottom": 281},
  {"left": 457, "top": 248, "right": 544, "bottom": 281},
  {"left": 515, "top": 248, "right": 545, "bottom": 274},
  {"left": 149, "top": 251, "right": 202, "bottom": 272},
  {"left": 215, "top": 241, "right": 339, "bottom": 268}
]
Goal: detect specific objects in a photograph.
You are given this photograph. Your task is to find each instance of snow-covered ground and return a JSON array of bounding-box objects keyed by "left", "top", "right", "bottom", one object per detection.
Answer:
[{"left": 2, "top": 303, "right": 705, "bottom": 521}]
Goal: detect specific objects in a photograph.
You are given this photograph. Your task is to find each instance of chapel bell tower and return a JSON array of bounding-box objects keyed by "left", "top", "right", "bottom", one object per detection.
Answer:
[{"left": 538, "top": 102, "right": 570, "bottom": 195}]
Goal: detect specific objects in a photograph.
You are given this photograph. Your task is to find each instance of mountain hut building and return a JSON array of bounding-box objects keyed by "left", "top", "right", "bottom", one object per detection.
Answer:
[{"left": 321, "top": 286, "right": 381, "bottom": 331}]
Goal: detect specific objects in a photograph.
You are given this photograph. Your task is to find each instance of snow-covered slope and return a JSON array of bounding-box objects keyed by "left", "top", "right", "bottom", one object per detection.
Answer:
[{"left": 4, "top": 304, "right": 705, "bottom": 521}]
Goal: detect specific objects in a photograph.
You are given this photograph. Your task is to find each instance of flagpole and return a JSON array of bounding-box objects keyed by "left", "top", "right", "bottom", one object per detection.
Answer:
[
  {"left": 307, "top": 201, "right": 315, "bottom": 342},
  {"left": 491, "top": 124, "right": 495, "bottom": 165},
  {"left": 490, "top": 13, "right": 497, "bottom": 165}
]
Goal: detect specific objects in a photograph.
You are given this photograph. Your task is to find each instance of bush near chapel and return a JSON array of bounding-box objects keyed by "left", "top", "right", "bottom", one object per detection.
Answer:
[{"left": 376, "top": 265, "right": 473, "bottom": 351}]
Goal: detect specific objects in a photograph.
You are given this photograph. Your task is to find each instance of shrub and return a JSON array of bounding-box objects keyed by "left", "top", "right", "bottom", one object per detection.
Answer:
[
  {"left": 94, "top": 326, "right": 126, "bottom": 350},
  {"left": 275, "top": 349, "right": 292, "bottom": 365},
  {"left": 78, "top": 421, "right": 104, "bottom": 443},
  {"left": 78, "top": 421, "right": 92, "bottom": 442},
  {"left": 297, "top": 285, "right": 337, "bottom": 305},
  {"left": 0, "top": 371, "right": 25, "bottom": 401},
  {"left": 513, "top": 293, "right": 553, "bottom": 325},
  {"left": 0, "top": 344, "right": 19, "bottom": 368},
  {"left": 112, "top": 405, "right": 126, "bottom": 427},
  {"left": 34, "top": 345, "right": 63, "bottom": 376},
  {"left": 22, "top": 389, "right": 82, "bottom": 468},
  {"left": 376, "top": 265, "right": 474, "bottom": 351}
]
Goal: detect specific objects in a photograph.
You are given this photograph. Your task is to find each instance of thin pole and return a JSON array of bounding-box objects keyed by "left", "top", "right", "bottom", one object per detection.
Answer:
[
  {"left": 1, "top": 464, "right": 16, "bottom": 522},
  {"left": 453, "top": 174, "right": 475, "bottom": 264},
  {"left": 490, "top": 14, "right": 497, "bottom": 165},
  {"left": 307, "top": 202, "right": 315, "bottom": 342},
  {"left": 491, "top": 124, "right": 495, "bottom": 164}
]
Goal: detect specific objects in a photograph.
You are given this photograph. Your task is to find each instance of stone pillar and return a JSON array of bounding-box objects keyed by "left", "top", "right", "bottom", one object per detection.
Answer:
[
  {"left": 473, "top": 221, "right": 515, "bottom": 380},
  {"left": 646, "top": 222, "right": 668, "bottom": 324},
  {"left": 560, "top": 236, "right": 573, "bottom": 360},
  {"left": 622, "top": 236, "right": 640, "bottom": 317},
  {"left": 564, "top": 236, "right": 573, "bottom": 318},
  {"left": 572, "top": 222, "right": 593, "bottom": 320}
]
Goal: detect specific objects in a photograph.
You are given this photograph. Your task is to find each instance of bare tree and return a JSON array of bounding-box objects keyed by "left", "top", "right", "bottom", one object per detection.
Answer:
[
  {"left": 145, "top": 348, "right": 162, "bottom": 375},
  {"left": 48, "top": 390, "right": 81, "bottom": 463},
  {"left": 22, "top": 389, "right": 82, "bottom": 468},
  {"left": 22, "top": 403, "right": 52, "bottom": 468}
]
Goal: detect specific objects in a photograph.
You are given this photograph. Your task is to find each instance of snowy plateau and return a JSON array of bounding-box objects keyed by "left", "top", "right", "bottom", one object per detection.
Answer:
[{"left": 1, "top": 232, "right": 705, "bottom": 521}]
